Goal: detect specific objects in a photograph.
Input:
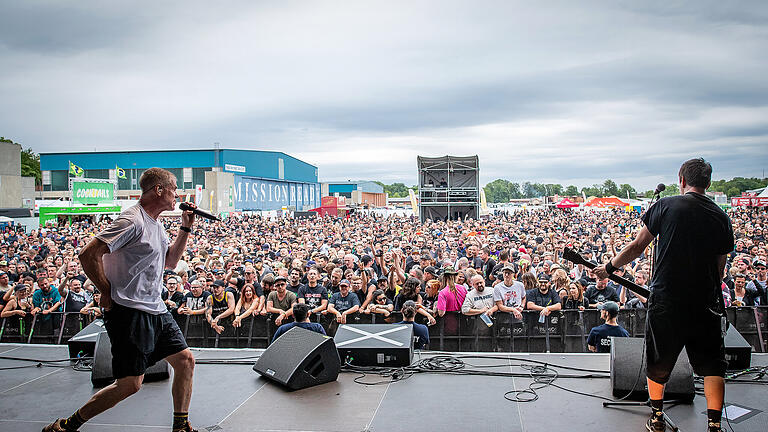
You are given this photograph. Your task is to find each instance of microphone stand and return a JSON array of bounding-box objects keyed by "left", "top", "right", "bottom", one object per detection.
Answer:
[{"left": 601, "top": 188, "right": 685, "bottom": 432}]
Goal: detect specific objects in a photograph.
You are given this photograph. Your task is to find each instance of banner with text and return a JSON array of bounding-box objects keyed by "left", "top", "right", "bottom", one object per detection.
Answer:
[
  {"left": 233, "top": 176, "right": 320, "bottom": 211},
  {"left": 72, "top": 181, "right": 114, "bottom": 205}
]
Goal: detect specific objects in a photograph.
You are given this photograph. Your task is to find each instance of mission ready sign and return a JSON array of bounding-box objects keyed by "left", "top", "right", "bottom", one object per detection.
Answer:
[{"left": 232, "top": 176, "right": 320, "bottom": 211}]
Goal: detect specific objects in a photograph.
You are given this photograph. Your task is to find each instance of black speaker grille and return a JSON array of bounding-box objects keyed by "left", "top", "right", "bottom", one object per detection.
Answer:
[{"left": 253, "top": 327, "right": 340, "bottom": 390}]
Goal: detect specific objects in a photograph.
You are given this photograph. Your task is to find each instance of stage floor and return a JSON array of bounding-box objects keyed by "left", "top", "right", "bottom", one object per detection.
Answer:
[{"left": 0, "top": 343, "right": 765, "bottom": 432}]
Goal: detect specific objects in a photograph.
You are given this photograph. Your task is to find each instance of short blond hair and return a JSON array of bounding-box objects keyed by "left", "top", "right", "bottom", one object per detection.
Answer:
[{"left": 139, "top": 168, "right": 175, "bottom": 193}]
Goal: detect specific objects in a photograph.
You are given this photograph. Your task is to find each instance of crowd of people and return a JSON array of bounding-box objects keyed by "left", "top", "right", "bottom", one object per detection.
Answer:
[{"left": 1, "top": 205, "right": 766, "bottom": 351}]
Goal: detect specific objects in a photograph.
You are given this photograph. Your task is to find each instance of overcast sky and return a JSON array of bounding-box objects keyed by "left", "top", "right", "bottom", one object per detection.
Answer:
[{"left": 1, "top": 1, "right": 767, "bottom": 190}]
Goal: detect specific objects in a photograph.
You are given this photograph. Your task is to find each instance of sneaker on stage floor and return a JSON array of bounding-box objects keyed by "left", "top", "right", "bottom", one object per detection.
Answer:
[
  {"left": 646, "top": 411, "right": 666, "bottom": 431},
  {"left": 173, "top": 420, "right": 199, "bottom": 432},
  {"left": 42, "top": 419, "right": 76, "bottom": 432},
  {"left": 708, "top": 421, "right": 724, "bottom": 432}
]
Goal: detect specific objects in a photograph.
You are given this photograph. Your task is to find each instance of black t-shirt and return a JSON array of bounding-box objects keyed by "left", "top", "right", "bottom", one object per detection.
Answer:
[
  {"left": 584, "top": 285, "right": 619, "bottom": 305},
  {"left": 422, "top": 294, "right": 438, "bottom": 311},
  {"left": 183, "top": 291, "right": 211, "bottom": 311},
  {"left": 642, "top": 192, "right": 733, "bottom": 307},
  {"left": 483, "top": 258, "right": 497, "bottom": 284},
  {"left": 562, "top": 297, "right": 590, "bottom": 309},
  {"left": 393, "top": 293, "right": 421, "bottom": 311},
  {"left": 526, "top": 288, "right": 560, "bottom": 308},
  {"left": 287, "top": 282, "right": 305, "bottom": 295},
  {"left": 297, "top": 284, "right": 328, "bottom": 309}
]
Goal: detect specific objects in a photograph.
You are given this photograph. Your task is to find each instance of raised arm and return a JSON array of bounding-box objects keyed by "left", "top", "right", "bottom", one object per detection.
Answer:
[{"left": 165, "top": 211, "right": 195, "bottom": 269}]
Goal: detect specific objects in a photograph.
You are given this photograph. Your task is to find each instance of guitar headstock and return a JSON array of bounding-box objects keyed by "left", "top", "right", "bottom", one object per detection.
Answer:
[{"left": 562, "top": 247, "right": 589, "bottom": 267}]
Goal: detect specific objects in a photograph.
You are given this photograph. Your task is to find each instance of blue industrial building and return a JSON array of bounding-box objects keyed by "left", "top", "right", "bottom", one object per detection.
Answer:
[{"left": 40, "top": 149, "right": 320, "bottom": 211}]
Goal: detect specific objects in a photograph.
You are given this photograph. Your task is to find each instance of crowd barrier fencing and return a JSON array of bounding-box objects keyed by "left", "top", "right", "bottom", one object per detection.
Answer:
[{"left": 1, "top": 307, "right": 766, "bottom": 354}]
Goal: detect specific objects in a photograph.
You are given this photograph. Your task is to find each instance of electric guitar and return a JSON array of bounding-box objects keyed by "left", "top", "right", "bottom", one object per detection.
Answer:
[{"left": 562, "top": 247, "right": 651, "bottom": 298}]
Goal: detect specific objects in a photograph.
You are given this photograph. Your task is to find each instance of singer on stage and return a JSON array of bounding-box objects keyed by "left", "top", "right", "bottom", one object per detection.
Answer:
[
  {"left": 594, "top": 158, "right": 733, "bottom": 432},
  {"left": 44, "top": 168, "right": 199, "bottom": 432}
]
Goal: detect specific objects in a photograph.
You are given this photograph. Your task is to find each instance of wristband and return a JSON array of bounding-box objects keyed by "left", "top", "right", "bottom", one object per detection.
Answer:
[
  {"left": 605, "top": 260, "right": 617, "bottom": 274},
  {"left": 179, "top": 226, "right": 191, "bottom": 233}
]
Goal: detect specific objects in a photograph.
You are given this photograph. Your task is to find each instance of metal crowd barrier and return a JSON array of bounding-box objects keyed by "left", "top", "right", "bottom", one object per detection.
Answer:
[
  {"left": 0, "top": 311, "right": 93, "bottom": 345},
  {"left": 2, "top": 307, "right": 766, "bottom": 353}
]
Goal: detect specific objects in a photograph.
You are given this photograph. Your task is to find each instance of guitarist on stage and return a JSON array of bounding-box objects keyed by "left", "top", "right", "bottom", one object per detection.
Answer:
[{"left": 594, "top": 158, "right": 733, "bottom": 432}]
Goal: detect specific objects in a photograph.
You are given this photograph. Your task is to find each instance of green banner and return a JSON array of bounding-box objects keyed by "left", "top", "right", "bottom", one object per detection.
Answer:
[{"left": 72, "top": 181, "right": 114, "bottom": 204}]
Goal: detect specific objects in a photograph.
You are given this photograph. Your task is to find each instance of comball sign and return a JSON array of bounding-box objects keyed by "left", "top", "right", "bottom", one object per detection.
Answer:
[{"left": 72, "top": 181, "right": 115, "bottom": 205}]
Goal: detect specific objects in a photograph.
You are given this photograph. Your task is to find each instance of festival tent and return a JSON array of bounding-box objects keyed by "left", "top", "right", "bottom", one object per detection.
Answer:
[
  {"left": 555, "top": 198, "right": 579, "bottom": 208},
  {"left": 584, "top": 196, "right": 629, "bottom": 207}
]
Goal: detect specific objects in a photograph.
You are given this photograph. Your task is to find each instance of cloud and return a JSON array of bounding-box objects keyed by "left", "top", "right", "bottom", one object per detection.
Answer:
[{"left": 0, "top": 0, "right": 766, "bottom": 191}]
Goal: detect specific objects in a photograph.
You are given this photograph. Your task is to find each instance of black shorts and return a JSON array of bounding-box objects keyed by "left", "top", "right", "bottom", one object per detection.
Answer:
[
  {"left": 645, "top": 296, "right": 726, "bottom": 384},
  {"left": 103, "top": 302, "right": 188, "bottom": 379}
]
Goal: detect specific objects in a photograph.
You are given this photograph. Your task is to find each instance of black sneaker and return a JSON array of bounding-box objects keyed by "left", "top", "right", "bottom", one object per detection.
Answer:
[
  {"left": 708, "top": 421, "right": 724, "bottom": 432},
  {"left": 42, "top": 419, "right": 77, "bottom": 432},
  {"left": 646, "top": 411, "right": 666, "bottom": 431},
  {"left": 172, "top": 420, "right": 199, "bottom": 432}
]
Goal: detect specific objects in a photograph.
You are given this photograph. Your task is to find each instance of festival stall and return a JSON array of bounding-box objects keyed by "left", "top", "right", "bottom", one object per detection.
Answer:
[
  {"left": 555, "top": 198, "right": 579, "bottom": 208},
  {"left": 584, "top": 196, "right": 629, "bottom": 208},
  {"left": 310, "top": 196, "right": 350, "bottom": 217},
  {"left": 731, "top": 190, "right": 768, "bottom": 207}
]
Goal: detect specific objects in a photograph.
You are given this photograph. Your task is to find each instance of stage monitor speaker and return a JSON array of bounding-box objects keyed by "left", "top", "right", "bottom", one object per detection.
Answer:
[
  {"left": 253, "top": 327, "right": 340, "bottom": 391},
  {"left": 334, "top": 324, "right": 414, "bottom": 367},
  {"left": 724, "top": 325, "right": 751, "bottom": 370},
  {"left": 610, "top": 337, "right": 695, "bottom": 403},
  {"left": 67, "top": 319, "right": 106, "bottom": 360},
  {"left": 91, "top": 331, "right": 171, "bottom": 387}
]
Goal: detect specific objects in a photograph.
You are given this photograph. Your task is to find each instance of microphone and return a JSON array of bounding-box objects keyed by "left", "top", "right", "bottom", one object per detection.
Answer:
[
  {"left": 179, "top": 202, "right": 221, "bottom": 222},
  {"left": 653, "top": 183, "right": 666, "bottom": 196}
]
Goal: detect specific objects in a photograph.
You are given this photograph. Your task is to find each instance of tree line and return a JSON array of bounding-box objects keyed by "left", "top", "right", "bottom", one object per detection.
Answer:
[{"left": 482, "top": 177, "right": 767, "bottom": 203}]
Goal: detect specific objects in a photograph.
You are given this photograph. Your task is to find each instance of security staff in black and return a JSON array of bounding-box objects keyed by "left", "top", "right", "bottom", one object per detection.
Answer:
[{"left": 594, "top": 158, "right": 732, "bottom": 432}]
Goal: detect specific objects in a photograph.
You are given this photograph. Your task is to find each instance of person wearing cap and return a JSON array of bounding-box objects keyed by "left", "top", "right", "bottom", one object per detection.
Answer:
[
  {"left": 746, "top": 259, "right": 767, "bottom": 305},
  {"left": 586, "top": 301, "right": 629, "bottom": 353},
  {"left": 524, "top": 273, "right": 562, "bottom": 317},
  {"left": 1, "top": 283, "right": 30, "bottom": 318},
  {"left": 422, "top": 265, "right": 438, "bottom": 284},
  {"left": 266, "top": 275, "right": 297, "bottom": 326},
  {"left": 398, "top": 300, "right": 429, "bottom": 350},
  {"left": 327, "top": 279, "right": 360, "bottom": 324},
  {"left": 178, "top": 280, "right": 211, "bottom": 316},
  {"left": 493, "top": 264, "right": 526, "bottom": 320},
  {"left": 205, "top": 280, "right": 235, "bottom": 335},
  {"left": 436, "top": 267, "right": 467, "bottom": 317},
  {"left": 271, "top": 303, "right": 325, "bottom": 344}
]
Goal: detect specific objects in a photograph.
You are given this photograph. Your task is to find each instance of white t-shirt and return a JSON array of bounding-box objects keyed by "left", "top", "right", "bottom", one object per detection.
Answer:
[
  {"left": 493, "top": 281, "right": 526, "bottom": 308},
  {"left": 97, "top": 204, "right": 170, "bottom": 314}
]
